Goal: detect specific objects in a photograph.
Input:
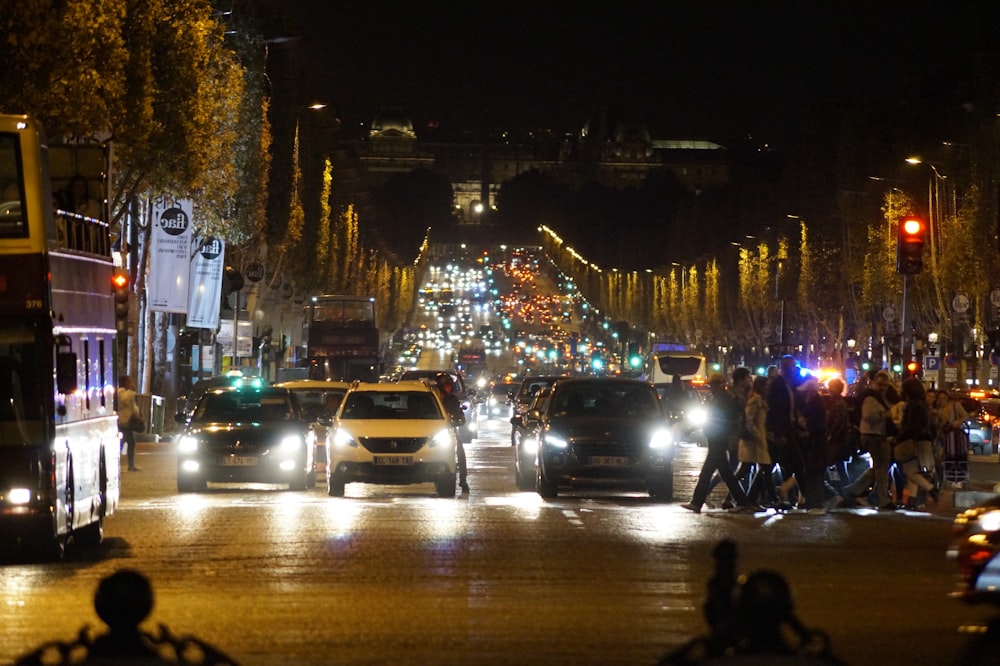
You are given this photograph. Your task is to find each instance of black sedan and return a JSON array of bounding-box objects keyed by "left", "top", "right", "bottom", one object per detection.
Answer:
[
  {"left": 174, "top": 383, "right": 315, "bottom": 492},
  {"left": 533, "top": 378, "right": 675, "bottom": 499}
]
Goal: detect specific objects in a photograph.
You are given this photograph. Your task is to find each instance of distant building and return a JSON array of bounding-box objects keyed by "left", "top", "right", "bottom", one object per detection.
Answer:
[{"left": 349, "top": 106, "right": 729, "bottom": 226}]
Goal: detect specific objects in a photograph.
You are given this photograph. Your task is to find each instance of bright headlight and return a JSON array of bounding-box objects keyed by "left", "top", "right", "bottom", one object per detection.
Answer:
[
  {"left": 431, "top": 428, "right": 455, "bottom": 448},
  {"left": 979, "top": 510, "right": 1000, "bottom": 533},
  {"left": 280, "top": 435, "right": 302, "bottom": 451},
  {"left": 177, "top": 436, "right": 199, "bottom": 454},
  {"left": 649, "top": 429, "right": 674, "bottom": 449},
  {"left": 686, "top": 406, "right": 707, "bottom": 427},
  {"left": 521, "top": 436, "right": 539, "bottom": 456},
  {"left": 8, "top": 488, "right": 31, "bottom": 505},
  {"left": 545, "top": 434, "right": 568, "bottom": 449},
  {"left": 332, "top": 428, "right": 358, "bottom": 448}
]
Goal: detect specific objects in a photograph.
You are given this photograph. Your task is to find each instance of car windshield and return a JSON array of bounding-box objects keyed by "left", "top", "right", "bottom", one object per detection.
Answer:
[
  {"left": 193, "top": 391, "right": 294, "bottom": 422},
  {"left": 340, "top": 391, "right": 442, "bottom": 420},
  {"left": 518, "top": 379, "right": 558, "bottom": 401},
  {"left": 551, "top": 383, "right": 660, "bottom": 418}
]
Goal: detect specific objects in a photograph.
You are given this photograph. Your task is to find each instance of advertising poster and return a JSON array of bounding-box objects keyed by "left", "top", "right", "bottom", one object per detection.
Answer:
[
  {"left": 187, "top": 237, "right": 225, "bottom": 329},
  {"left": 147, "top": 199, "right": 193, "bottom": 313}
]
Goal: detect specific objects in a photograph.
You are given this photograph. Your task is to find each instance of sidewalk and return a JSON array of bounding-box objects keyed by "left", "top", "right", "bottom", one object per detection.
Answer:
[{"left": 950, "top": 454, "right": 1000, "bottom": 510}]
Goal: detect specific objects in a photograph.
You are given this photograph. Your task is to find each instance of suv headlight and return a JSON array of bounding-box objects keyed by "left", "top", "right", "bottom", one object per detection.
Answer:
[
  {"left": 177, "top": 435, "right": 199, "bottom": 454},
  {"left": 431, "top": 428, "right": 455, "bottom": 448},
  {"left": 649, "top": 428, "right": 673, "bottom": 450},
  {"left": 280, "top": 435, "right": 303, "bottom": 452},
  {"left": 332, "top": 428, "right": 359, "bottom": 448},
  {"left": 686, "top": 406, "right": 707, "bottom": 427},
  {"left": 544, "top": 434, "right": 568, "bottom": 449}
]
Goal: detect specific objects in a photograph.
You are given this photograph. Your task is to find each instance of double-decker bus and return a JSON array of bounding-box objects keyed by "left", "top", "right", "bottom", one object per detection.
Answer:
[
  {"left": 303, "top": 295, "right": 380, "bottom": 382},
  {"left": 0, "top": 114, "right": 120, "bottom": 558}
]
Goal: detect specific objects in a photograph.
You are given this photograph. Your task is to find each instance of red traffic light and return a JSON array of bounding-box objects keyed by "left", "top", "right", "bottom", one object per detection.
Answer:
[
  {"left": 901, "top": 217, "right": 923, "bottom": 236},
  {"left": 112, "top": 272, "right": 128, "bottom": 290},
  {"left": 896, "top": 215, "right": 927, "bottom": 275}
]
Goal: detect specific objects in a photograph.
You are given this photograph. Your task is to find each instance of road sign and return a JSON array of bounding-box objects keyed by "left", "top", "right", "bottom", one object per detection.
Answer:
[
  {"left": 953, "top": 293, "right": 971, "bottom": 314},
  {"left": 924, "top": 355, "right": 940, "bottom": 371},
  {"left": 944, "top": 354, "right": 959, "bottom": 368},
  {"left": 882, "top": 305, "right": 897, "bottom": 322}
]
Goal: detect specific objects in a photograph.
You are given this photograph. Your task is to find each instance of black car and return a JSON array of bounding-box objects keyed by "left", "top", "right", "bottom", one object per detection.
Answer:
[
  {"left": 510, "top": 386, "right": 551, "bottom": 490},
  {"left": 510, "top": 375, "right": 565, "bottom": 445},
  {"left": 397, "top": 369, "right": 477, "bottom": 442},
  {"left": 533, "top": 378, "right": 675, "bottom": 499},
  {"left": 174, "top": 383, "right": 315, "bottom": 492}
]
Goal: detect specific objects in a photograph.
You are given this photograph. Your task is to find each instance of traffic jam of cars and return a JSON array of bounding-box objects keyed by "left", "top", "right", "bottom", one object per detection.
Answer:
[{"left": 169, "top": 247, "right": 702, "bottom": 499}]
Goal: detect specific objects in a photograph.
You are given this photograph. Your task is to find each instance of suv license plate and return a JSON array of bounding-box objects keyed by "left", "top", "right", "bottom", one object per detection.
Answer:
[
  {"left": 221, "top": 456, "right": 257, "bottom": 466},
  {"left": 591, "top": 455, "right": 628, "bottom": 466},
  {"left": 374, "top": 455, "right": 414, "bottom": 466}
]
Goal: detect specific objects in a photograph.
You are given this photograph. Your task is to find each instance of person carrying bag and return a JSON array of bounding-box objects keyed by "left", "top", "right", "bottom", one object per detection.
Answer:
[{"left": 118, "top": 375, "right": 141, "bottom": 471}]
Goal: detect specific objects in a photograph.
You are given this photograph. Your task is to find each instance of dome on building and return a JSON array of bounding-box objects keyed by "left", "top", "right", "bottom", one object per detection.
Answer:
[{"left": 370, "top": 107, "right": 416, "bottom": 139}]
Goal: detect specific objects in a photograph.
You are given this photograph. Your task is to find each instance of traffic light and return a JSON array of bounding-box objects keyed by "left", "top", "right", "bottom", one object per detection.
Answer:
[
  {"left": 902, "top": 358, "right": 922, "bottom": 379},
  {"left": 627, "top": 343, "right": 642, "bottom": 369},
  {"left": 896, "top": 215, "right": 927, "bottom": 275},
  {"left": 113, "top": 270, "right": 129, "bottom": 332}
]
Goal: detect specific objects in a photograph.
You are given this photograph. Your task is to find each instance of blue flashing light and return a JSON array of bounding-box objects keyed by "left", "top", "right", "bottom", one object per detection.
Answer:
[{"left": 756, "top": 367, "right": 767, "bottom": 376}]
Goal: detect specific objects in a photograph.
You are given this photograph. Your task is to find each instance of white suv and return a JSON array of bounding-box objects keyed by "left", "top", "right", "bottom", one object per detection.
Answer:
[{"left": 326, "top": 381, "right": 460, "bottom": 497}]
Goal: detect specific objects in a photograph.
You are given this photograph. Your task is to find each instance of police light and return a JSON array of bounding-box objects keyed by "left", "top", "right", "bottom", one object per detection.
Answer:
[{"left": 896, "top": 215, "right": 927, "bottom": 275}]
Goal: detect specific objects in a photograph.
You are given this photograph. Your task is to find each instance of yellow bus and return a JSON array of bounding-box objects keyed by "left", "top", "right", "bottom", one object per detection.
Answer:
[{"left": 0, "top": 114, "right": 120, "bottom": 559}]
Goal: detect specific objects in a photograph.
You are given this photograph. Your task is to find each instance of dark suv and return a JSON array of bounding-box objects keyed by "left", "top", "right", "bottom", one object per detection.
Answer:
[
  {"left": 509, "top": 375, "right": 565, "bottom": 445},
  {"left": 174, "top": 383, "right": 315, "bottom": 492},
  {"left": 533, "top": 378, "right": 675, "bottom": 500}
]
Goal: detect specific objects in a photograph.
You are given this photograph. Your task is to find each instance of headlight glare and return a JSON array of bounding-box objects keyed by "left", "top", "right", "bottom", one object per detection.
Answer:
[
  {"left": 649, "top": 428, "right": 674, "bottom": 449},
  {"left": 686, "top": 406, "right": 707, "bottom": 427},
  {"left": 333, "top": 428, "right": 358, "bottom": 448},
  {"left": 8, "top": 488, "right": 31, "bottom": 504},
  {"left": 545, "top": 434, "right": 568, "bottom": 449},
  {"left": 177, "top": 436, "right": 199, "bottom": 454},
  {"left": 280, "top": 435, "right": 302, "bottom": 451},
  {"left": 431, "top": 428, "right": 454, "bottom": 448}
]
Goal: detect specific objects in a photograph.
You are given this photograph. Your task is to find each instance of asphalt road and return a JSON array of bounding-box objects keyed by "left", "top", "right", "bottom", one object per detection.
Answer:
[{"left": 1, "top": 418, "right": 994, "bottom": 665}]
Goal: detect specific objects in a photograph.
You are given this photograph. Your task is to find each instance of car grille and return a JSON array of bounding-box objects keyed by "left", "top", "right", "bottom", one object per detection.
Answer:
[
  {"left": 360, "top": 437, "right": 427, "bottom": 454},
  {"left": 572, "top": 440, "right": 635, "bottom": 460}
]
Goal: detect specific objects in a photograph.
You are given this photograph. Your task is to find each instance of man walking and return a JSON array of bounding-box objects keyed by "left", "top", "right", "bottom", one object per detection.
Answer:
[{"left": 682, "top": 373, "right": 752, "bottom": 513}]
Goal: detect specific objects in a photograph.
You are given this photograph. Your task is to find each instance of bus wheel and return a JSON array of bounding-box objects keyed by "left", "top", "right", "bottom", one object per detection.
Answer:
[
  {"left": 23, "top": 533, "right": 65, "bottom": 561},
  {"left": 75, "top": 516, "right": 104, "bottom": 548}
]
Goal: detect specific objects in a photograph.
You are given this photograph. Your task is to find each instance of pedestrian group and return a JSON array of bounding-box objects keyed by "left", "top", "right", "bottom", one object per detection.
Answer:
[{"left": 682, "top": 356, "right": 962, "bottom": 514}]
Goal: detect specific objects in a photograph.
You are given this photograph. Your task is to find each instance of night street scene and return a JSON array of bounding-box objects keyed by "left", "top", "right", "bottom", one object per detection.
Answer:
[{"left": 5, "top": 1, "right": 1000, "bottom": 664}]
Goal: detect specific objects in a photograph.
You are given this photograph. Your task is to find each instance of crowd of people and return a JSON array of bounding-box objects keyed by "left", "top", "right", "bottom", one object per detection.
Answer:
[{"left": 681, "top": 355, "right": 970, "bottom": 514}]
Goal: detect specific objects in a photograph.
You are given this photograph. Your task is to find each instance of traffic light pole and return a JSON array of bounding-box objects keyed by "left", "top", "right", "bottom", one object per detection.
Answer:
[{"left": 900, "top": 274, "right": 909, "bottom": 373}]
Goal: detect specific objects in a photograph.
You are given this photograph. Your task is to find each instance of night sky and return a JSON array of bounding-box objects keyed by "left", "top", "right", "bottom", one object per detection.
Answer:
[{"left": 293, "top": 1, "right": 1000, "bottom": 145}]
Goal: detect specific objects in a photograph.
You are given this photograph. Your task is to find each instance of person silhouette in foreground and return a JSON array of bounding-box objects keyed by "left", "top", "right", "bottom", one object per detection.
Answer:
[
  {"left": 660, "top": 539, "right": 844, "bottom": 664},
  {"left": 16, "top": 569, "right": 237, "bottom": 665}
]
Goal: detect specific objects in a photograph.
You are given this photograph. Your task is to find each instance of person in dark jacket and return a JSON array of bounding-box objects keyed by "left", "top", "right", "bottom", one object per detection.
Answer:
[
  {"left": 894, "top": 377, "right": 938, "bottom": 509},
  {"left": 682, "top": 374, "right": 752, "bottom": 513},
  {"left": 435, "top": 373, "right": 469, "bottom": 492}
]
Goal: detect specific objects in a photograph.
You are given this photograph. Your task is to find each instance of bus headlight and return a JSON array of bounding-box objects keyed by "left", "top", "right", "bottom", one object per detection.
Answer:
[
  {"left": 177, "top": 436, "right": 199, "bottom": 454},
  {"left": 7, "top": 488, "right": 31, "bottom": 505}
]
